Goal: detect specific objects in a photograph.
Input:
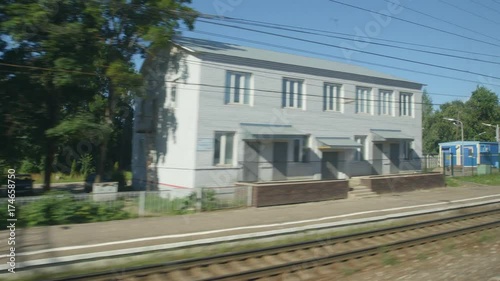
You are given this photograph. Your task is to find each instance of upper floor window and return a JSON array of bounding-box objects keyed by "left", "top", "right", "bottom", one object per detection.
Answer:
[
  {"left": 356, "top": 87, "right": 372, "bottom": 114},
  {"left": 214, "top": 132, "right": 235, "bottom": 166},
  {"left": 282, "top": 78, "right": 304, "bottom": 109},
  {"left": 225, "top": 71, "right": 251, "bottom": 105},
  {"left": 400, "top": 92, "right": 413, "bottom": 116},
  {"left": 378, "top": 90, "right": 393, "bottom": 116},
  {"left": 324, "top": 83, "right": 341, "bottom": 112}
]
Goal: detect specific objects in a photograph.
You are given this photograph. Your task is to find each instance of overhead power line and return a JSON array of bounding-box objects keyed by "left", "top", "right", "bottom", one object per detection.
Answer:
[
  {"left": 382, "top": 0, "right": 500, "bottom": 43},
  {"left": 328, "top": 0, "right": 500, "bottom": 47},
  {"left": 439, "top": 0, "right": 500, "bottom": 25},
  {"left": 198, "top": 19, "right": 500, "bottom": 81},
  {"left": 181, "top": 30, "right": 495, "bottom": 89},
  {"left": 0, "top": 62, "right": 96, "bottom": 75},
  {"left": 156, "top": 42, "right": 477, "bottom": 100},
  {"left": 204, "top": 14, "right": 500, "bottom": 60},
  {"left": 202, "top": 16, "right": 500, "bottom": 66},
  {"left": 470, "top": 0, "right": 500, "bottom": 18}
]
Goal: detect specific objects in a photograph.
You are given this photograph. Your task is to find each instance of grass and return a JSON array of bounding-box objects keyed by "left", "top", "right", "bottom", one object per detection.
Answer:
[
  {"left": 445, "top": 177, "right": 461, "bottom": 187},
  {"left": 378, "top": 246, "right": 400, "bottom": 266},
  {"left": 443, "top": 242, "right": 456, "bottom": 253},
  {"left": 478, "top": 233, "right": 494, "bottom": 243},
  {"left": 342, "top": 267, "right": 361, "bottom": 276},
  {"left": 416, "top": 252, "right": 429, "bottom": 261},
  {"left": 381, "top": 253, "right": 400, "bottom": 266},
  {"left": 446, "top": 172, "right": 500, "bottom": 187},
  {"left": 455, "top": 173, "right": 500, "bottom": 186},
  {"left": 31, "top": 173, "right": 85, "bottom": 184},
  {"left": 31, "top": 171, "right": 133, "bottom": 184}
]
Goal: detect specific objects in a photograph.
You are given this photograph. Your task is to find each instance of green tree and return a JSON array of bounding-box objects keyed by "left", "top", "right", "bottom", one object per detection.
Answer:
[
  {"left": 463, "top": 86, "right": 500, "bottom": 141},
  {"left": 1, "top": 1, "right": 197, "bottom": 188},
  {"left": 422, "top": 89, "right": 436, "bottom": 154}
]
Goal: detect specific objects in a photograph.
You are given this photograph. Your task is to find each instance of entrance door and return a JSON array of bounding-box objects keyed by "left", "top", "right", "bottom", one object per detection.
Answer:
[
  {"left": 272, "top": 142, "right": 288, "bottom": 181},
  {"left": 322, "top": 152, "right": 338, "bottom": 180},
  {"left": 242, "top": 142, "right": 260, "bottom": 182},
  {"left": 390, "top": 143, "right": 400, "bottom": 174},
  {"left": 463, "top": 146, "right": 477, "bottom": 167},
  {"left": 373, "top": 143, "right": 383, "bottom": 175}
]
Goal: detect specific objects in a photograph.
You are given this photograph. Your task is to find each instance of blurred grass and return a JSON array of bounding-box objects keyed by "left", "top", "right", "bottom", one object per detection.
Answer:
[
  {"left": 31, "top": 171, "right": 132, "bottom": 184},
  {"left": 32, "top": 173, "right": 85, "bottom": 184},
  {"left": 446, "top": 173, "right": 500, "bottom": 187}
]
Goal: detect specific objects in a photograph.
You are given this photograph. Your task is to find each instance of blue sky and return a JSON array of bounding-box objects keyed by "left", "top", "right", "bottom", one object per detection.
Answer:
[{"left": 177, "top": 0, "right": 500, "bottom": 107}]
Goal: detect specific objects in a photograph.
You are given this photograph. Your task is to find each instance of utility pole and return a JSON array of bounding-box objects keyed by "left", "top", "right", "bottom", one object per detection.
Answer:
[
  {"left": 482, "top": 123, "right": 500, "bottom": 142},
  {"left": 444, "top": 118, "right": 464, "bottom": 176}
]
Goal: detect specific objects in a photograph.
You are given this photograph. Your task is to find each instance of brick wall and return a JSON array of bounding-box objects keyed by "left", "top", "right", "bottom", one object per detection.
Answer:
[
  {"left": 361, "top": 173, "right": 445, "bottom": 194},
  {"left": 251, "top": 180, "right": 349, "bottom": 207}
]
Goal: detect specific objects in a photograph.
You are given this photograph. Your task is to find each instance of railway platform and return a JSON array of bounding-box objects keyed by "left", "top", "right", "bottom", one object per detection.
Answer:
[{"left": 1, "top": 183, "right": 500, "bottom": 275}]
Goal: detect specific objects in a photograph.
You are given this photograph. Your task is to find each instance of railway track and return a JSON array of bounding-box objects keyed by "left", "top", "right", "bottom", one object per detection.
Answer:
[{"left": 48, "top": 207, "right": 500, "bottom": 281}]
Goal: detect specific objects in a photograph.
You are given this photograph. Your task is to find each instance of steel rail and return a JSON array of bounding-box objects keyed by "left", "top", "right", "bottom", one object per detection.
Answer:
[
  {"left": 209, "top": 220, "right": 500, "bottom": 281},
  {"left": 47, "top": 207, "right": 500, "bottom": 281}
]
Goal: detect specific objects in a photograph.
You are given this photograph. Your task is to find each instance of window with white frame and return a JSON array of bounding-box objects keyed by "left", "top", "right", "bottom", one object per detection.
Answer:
[
  {"left": 282, "top": 78, "right": 304, "bottom": 109},
  {"left": 402, "top": 140, "right": 413, "bottom": 160},
  {"left": 354, "top": 136, "right": 367, "bottom": 161},
  {"left": 399, "top": 92, "right": 413, "bottom": 116},
  {"left": 378, "top": 90, "right": 393, "bottom": 115},
  {"left": 356, "top": 87, "right": 372, "bottom": 114},
  {"left": 324, "top": 83, "right": 342, "bottom": 112},
  {"left": 225, "top": 71, "right": 251, "bottom": 105},
  {"left": 292, "top": 138, "right": 309, "bottom": 163},
  {"left": 214, "top": 132, "right": 235, "bottom": 165}
]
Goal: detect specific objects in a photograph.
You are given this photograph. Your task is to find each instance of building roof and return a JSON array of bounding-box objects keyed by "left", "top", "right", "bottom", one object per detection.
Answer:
[
  {"left": 371, "top": 129, "right": 414, "bottom": 141},
  {"left": 317, "top": 137, "right": 361, "bottom": 150},
  {"left": 439, "top": 141, "right": 499, "bottom": 146},
  {"left": 240, "top": 123, "right": 307, "bottom": 140},
  {"left": 173, "top": 37, "right": 423, "bottom": 88}
]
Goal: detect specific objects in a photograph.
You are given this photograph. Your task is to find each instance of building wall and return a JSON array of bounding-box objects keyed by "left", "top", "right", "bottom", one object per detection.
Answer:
[
  {"left": 132, "top": 50, "right": 202, "bottom": 193},
  {"left": 192, "top": 57, "right": 423, "bottom": 187}
]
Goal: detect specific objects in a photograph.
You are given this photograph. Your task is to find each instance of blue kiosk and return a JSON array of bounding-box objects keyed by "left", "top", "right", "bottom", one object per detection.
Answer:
[{"left": 439, "top": 141, "right": 499, "bottom": 167}]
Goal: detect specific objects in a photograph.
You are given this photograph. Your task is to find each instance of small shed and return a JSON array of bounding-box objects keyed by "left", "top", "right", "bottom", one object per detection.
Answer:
[{"left": 439, "top": 141, "right": 499, "bottom": 167}]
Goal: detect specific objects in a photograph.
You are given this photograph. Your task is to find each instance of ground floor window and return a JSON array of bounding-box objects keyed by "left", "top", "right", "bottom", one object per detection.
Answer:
[
  {"left": 402, "top": 141, "right": 413, "bottom": 160},
  {"left": 293, "top": 138, "right": 309, "bottom": 163},
  {"left": 214, "top": 132, "right": 235, "bottom": 165}
]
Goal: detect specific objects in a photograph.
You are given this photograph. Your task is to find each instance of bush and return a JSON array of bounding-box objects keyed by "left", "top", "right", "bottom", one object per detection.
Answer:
[
  {"left": 19, "top": 160, "right": 41, "bottom": 174},
  {"left": 70, "top": 160, "right": 79, "bottom": 178},
  {"left": 19, "top": 191, "right": 130, "bottom": 226},
  {"left": 111, "top": 164, "right": 126, "bottom": 191},
  {"left": 201, "top": 189, "right": 217, "bottom": 211},
  {"left": 79, "top": 154, "right": 95, "bottom": 177}
]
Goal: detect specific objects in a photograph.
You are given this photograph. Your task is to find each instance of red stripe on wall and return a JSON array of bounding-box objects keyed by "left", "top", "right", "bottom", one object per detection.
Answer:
[{"left": 134, "top": 179, "right": 190, "bottom": 189}]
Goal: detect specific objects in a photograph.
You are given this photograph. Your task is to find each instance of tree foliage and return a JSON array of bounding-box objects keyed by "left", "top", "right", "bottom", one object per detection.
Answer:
[
  {"left": 423, "top": 86, "right": 500, "bottom": 154},
  {"left": 0, "top": 0, "right": 197, "bottom": 189}
]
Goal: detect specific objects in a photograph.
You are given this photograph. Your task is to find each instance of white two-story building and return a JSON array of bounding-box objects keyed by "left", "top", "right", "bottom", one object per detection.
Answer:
[{"left": 132, "top": 37, "right": 424, "bottom": 193}]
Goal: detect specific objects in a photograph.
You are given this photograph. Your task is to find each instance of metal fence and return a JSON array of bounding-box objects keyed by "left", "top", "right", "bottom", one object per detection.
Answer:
[
  {"left": 441, "top": 152, "right": 500, "bottom": 176},
  {"left": 5, "top": 186, "right": 250, "bottom": 218},
  {"left": 421, "top": 155, "right": 440, "bottom": 172}
]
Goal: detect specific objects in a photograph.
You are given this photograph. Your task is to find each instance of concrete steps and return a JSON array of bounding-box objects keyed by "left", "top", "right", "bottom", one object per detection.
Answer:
[{"left": 348, "top": 177, "right": 379, "bottom": 199}]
